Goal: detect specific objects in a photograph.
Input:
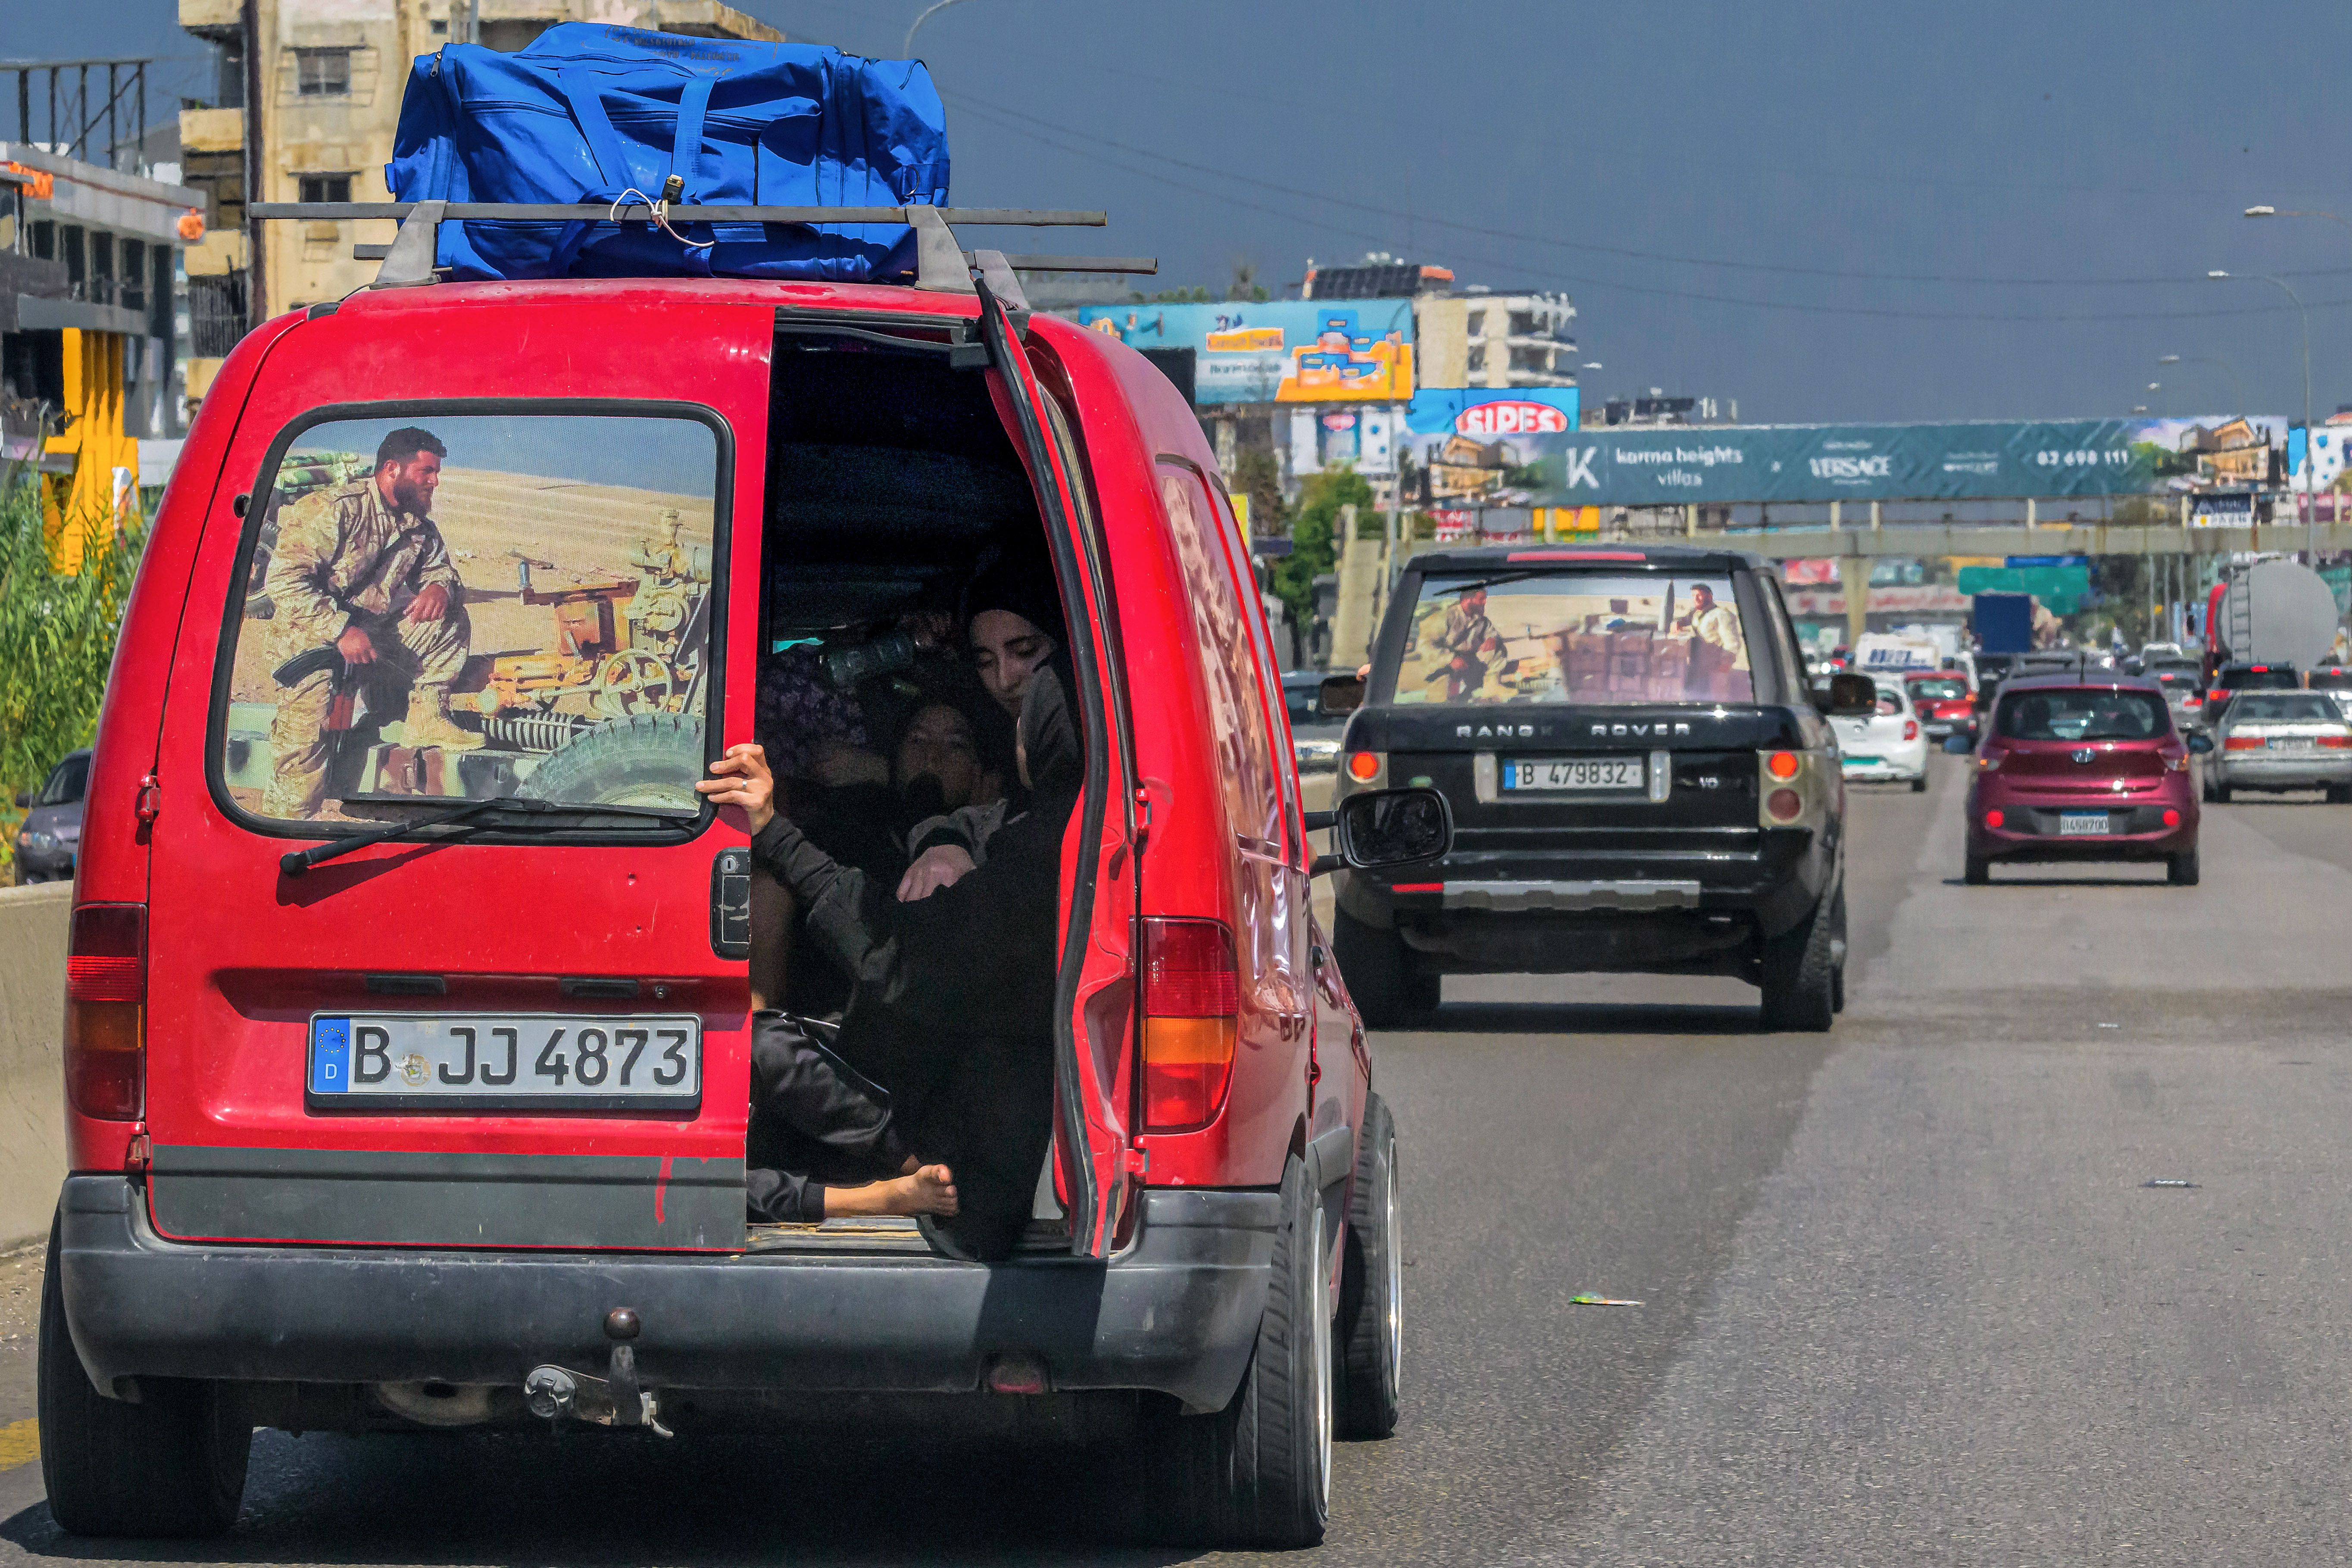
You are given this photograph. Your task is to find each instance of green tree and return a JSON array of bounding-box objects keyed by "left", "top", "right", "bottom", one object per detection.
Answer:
[
  {"left": 0, "top": 477, "right": 141, "bottom": 878},
  {"left": 1271, "top": 469, "right": 1376, "bottom": 626}
]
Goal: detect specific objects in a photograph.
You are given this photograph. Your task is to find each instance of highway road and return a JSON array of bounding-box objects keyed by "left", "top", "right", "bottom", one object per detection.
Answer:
[{"left": 4, "top": 753, "right": 2352, "bottom": 1563}]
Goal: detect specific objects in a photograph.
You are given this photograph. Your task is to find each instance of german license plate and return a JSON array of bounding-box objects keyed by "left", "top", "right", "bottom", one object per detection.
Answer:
[
  {"left": 2058, "top": 812, "right": 2111, "bottom": 837},
  {"left": 2270, "top": 737, "right": 2315, "bottom": 750},
  {"left": 306, "top": 1013, "right": 702, "bottom": 1112},
  {"left": 1502, "top": 756, "right": 1645, "bottom": 792}
]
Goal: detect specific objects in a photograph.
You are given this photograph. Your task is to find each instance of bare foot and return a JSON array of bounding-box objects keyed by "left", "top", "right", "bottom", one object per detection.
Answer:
[{"left": 824, "top": 1163, "right": 959, "bottom": 1218}]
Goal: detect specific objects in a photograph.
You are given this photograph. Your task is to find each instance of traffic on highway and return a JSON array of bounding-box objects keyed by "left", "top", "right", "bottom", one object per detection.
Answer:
[{"left": 7, "top": 5, "right": 2352, "bottom": 1566}]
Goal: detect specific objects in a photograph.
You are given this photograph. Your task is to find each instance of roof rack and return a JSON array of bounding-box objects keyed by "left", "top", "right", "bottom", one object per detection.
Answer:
[{"left": 249, "top": 201, "right": 1154, "bottom": 309}]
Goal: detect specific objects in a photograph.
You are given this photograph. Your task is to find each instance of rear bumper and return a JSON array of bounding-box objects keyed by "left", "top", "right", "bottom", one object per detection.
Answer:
[
  {"left": 2213, "top": 755, "right": 2352, "bottom": 788},
  {"left": 1968, "top": 796, "right": 2195, "bottom": 862},
  {"left": 55, "top": 1175, "right": 1274, "bottom": 1411}
]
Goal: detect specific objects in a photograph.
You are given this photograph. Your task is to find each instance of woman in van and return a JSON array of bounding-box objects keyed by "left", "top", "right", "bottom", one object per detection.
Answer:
[{"left": 702, "top": 664, "right": 1083, "bottom": 1259}]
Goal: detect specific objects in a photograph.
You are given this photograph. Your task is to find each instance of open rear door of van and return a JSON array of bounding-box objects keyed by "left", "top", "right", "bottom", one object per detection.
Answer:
[{"left": 976, "top": 283, "right": 1140, "bottom": 1258}]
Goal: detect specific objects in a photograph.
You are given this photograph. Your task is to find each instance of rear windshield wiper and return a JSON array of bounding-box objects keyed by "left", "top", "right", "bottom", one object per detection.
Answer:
[
  {"left": 280, "top": 796, "right": 700, "bottom": 876},
  {"left": 1429, "top": 572, "right": 1548, "bottom": 597}
]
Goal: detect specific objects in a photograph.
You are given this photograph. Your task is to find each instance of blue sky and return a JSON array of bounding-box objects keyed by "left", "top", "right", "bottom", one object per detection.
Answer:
[{"left": 22, "top": 0, "right": 2352, "bottom": 425}]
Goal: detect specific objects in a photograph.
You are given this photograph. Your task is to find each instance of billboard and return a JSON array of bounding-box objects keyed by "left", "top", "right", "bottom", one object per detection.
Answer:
[
  {"left": 1405, "top": 388, "right": 1580, "bottom": 437},
  {"left": 1404, "top": 415, "right": 2286, "bottom": 508},
  {"left": 1072, "top": 301, "right": 1414, "bottom": 405}
]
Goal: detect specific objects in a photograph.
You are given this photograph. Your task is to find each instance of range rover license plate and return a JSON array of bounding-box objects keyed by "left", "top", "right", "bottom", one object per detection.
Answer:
[
  {"left": 306, "top": 1013, "right": 702, "bottom": 1112},
  {"left": 1502, "top": 757, "right": 1646, "bottom": 792},
  {"left": 2058, "top": 812, "right": 2111, "bottom": 836}
]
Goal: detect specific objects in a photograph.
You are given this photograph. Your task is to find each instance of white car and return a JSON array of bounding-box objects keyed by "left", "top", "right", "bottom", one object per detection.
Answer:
[{"left": 1833, "top": 678, "right": 1930, "bottom": 792}]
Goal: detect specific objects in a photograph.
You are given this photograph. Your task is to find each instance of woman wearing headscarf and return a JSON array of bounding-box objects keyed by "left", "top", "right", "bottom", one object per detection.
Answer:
[{"left": 701, "top": 662, "right": 1085, "bottom": 1260}]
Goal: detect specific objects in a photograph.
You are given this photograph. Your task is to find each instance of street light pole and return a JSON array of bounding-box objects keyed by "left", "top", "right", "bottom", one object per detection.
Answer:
[{"left": 2208, "top": 269, "right": 2313, "bottom": 549}]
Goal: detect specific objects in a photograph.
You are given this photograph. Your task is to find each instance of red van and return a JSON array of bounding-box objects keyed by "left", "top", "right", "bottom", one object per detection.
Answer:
[{"left": 40, "top": 216, "right": 1447, "bottom": 1548}]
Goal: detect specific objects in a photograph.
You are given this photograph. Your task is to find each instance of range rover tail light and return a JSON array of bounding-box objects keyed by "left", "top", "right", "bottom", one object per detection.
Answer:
[
  {"left": 66, "top": 903, "right": 145, "bottom": 1120},
  {"left": 1142, "top": 918, "right": 1238, "bottom": 1132}
]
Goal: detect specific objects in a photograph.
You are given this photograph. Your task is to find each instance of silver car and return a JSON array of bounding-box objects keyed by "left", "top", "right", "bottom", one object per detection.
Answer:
[{"left": 2206, "top": 691, "right": 2352, "bottom": 803}]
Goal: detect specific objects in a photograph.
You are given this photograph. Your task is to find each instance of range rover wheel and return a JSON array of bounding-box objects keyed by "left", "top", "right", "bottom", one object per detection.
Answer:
[
  {"left": 1147, "top": 1156, "right": 1332, "bottom": 1547},
  {"left": 1337, "top": 1093, "right": 1402, "bottom": 1440},
  {"left": 39, "top": 1223, "right": 250, "bottom": 1537},
  {"left": 1758, "top": 887, "right": 1837, "bottom": 1032},
  {"left": 2168, "top": 847, "right": 2201, "bottom": 887},
  {"left": 1828, "top": 884, "right": 1849, "bottom": 1015},
  {"left": 1332, "top": 909, "right": 1439, "bottom": 1029},
  {"left": 1964, "top": 854, "right": 1990, "bottom": 886}
]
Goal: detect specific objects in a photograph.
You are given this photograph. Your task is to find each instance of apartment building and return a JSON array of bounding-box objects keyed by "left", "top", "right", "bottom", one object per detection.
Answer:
[
  {"left": 1415, "top": 290, "right": 1577, "bottom": 391},
  {"left": 175, "top": 0, "right": 785, "bottom": 407}
]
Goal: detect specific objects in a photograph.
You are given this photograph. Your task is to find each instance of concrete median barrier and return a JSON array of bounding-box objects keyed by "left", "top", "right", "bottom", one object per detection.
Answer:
[{"left": 0, "top": 884, "right": 69, "bottom": 1248}]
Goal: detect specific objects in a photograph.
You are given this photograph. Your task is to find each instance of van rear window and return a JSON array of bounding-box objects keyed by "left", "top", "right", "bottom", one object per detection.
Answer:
[
  {"left": 1388, "top": 572, "right": 1753, "bottom": 705},
  {"left": 219, "top": 411, "right": 720, "bottom": 825}
]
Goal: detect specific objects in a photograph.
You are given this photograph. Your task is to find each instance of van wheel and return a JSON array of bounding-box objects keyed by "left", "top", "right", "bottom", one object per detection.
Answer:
[
  {"left": 518, "top": 713, "right": 702, "bottom": 809},
  {"left": 1337, "top": 1093, "right": 1401, "bottom": 1440},
  {"left": 1964, "top": 854, "right": 1990, "bottom": 886},
  {"left": 38, "top": 1223, "right": 249, "bottom": 1538},
  {"left": 2168, "top": 847, "right": 2201, "bottom": 887},
  {"left": 1758, "top": 887, "right": 1837, "bottom": 1032},
  {"left": 1146, "top": 1156, "right": 1331, "bottom": 1548},
  {"left": 1332, "top": 909, "right": 1439, "bottom": 1029}
]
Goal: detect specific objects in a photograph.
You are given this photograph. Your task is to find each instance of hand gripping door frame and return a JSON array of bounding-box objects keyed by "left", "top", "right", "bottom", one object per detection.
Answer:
[{"left": 975, "top": 280, "right": 1138, "bottom": 1258}]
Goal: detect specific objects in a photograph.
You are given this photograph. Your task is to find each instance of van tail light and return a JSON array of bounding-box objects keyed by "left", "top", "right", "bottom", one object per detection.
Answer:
[
  {"left": 2165, "top": 752, "right": 2191, "bottom": 772},
  {"left": 1902, "top": 719, "right": 1919, "bottom": 741},
  {"left": 2223, "top": 735, "right": 2265, "bottom": 751},
  {"left": 1142, "top": 918, "right": 1238, "bottom": 1133},
  {"left": 1973, "top": 750, "right": 2005, "bottom": 772},
  {"left": 66, "top": 903, "right": 145, "bottom": 1121}
]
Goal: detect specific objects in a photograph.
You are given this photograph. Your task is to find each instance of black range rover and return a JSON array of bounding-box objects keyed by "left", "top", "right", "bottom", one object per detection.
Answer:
[{"left": 1324, "top": 544, "right": 1871, "bottom": 1030}]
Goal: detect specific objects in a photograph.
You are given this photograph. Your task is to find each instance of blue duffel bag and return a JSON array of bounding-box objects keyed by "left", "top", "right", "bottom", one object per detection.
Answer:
[{"left": 386, "top": 22, "right": 949, "bottom": 283}]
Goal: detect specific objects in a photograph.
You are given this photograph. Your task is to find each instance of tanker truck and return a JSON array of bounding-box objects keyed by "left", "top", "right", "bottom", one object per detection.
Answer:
[{"left": 2198, "top": 557, "right": 2345, "bottom": 725}]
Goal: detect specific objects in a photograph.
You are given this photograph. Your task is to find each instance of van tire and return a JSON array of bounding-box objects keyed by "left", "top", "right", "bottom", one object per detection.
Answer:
[
  {"left": 519, "top": 713, "right": 702, "bottom": 809},
  {"left": 1337, "top": 1093, "right": 1402, "bottom": 1440},
  {"left": 2168, "top": 847, "right": 2201, "bottom": 887},
  {"left": 1333, "top": 909, "right": 1438, "bottom": 1028},
  {"left": 1146, "top": 1156, "right": 1331, "bottom": 1548},
  {"left": 38, "top": 1223, "right": 249, "bottom": 1538},
  {"left": 1758, "top": 886, "right": 1837, "bottom": 1032}
]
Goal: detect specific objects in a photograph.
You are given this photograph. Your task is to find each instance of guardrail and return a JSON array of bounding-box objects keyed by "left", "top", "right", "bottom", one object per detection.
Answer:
[{"left": 0, "top": 883, "right": 67, "bottom": 1248}]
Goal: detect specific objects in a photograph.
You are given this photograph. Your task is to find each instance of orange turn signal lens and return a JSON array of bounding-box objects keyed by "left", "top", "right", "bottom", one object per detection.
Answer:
[
  {"left": 1347, "top": 751, "right": 1381, "bottom": 782},
  {"left": 1765, "top": 751, "right": 1801, "bottom": 780}
]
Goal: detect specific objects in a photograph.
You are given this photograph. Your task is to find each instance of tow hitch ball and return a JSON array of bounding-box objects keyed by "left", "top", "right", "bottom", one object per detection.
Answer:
[{"left": 525, "top": 1306, "right": 672, "bottom": 1437}]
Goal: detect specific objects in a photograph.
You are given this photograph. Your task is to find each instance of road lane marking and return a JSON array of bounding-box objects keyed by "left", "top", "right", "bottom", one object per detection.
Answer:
[{"left": 0, "top": 1420, "right": 37, "bottom": 1471}]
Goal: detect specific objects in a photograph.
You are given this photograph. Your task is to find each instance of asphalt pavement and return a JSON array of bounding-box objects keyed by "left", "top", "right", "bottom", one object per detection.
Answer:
[{"left": 7, "top": 757, "right": 2352, "bottom": 1564}]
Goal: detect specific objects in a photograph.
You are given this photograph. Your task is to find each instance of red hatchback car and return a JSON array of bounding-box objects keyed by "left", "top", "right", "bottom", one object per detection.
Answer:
[
  {"left": 1961, "top": 672, "right": 2210, "bottom": 886},
  {"left": 41, "top": 209, "right": 1443, "bottom": 1548}
]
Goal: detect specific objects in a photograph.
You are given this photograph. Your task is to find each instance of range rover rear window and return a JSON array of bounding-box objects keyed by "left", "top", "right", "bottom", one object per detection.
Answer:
[
  {"left": 1387, "top": 571, "right": 1754, "bottom": 705},
  {"left": 216, "top": 409, "right": 722, "bottom": 828}
]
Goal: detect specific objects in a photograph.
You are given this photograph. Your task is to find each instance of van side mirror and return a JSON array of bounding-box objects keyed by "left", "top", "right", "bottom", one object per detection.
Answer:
[
  {"left": 1813, "top": 673, "right": 1877, "bottom": 718},
  {"left": 1318, "top": 672, "right": 1366, "bottom": 718},
  {"left": 2187, "top": 732, "right": 2215, "bottom": 755},
  {"left": 1942, "top": 734, "right": 1974, "bottom": 755},
  {"left": 1307, "top": 787, "right": 1452, "bottom": 876}
]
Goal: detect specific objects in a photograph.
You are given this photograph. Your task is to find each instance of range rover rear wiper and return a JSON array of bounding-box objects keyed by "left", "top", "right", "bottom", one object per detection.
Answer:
[
  {"left": 1430, "top": 571, "right": 1545, "bottom": 597},
  {"left": 279, "top": 796, "right": 699, "bottom": 876}
]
